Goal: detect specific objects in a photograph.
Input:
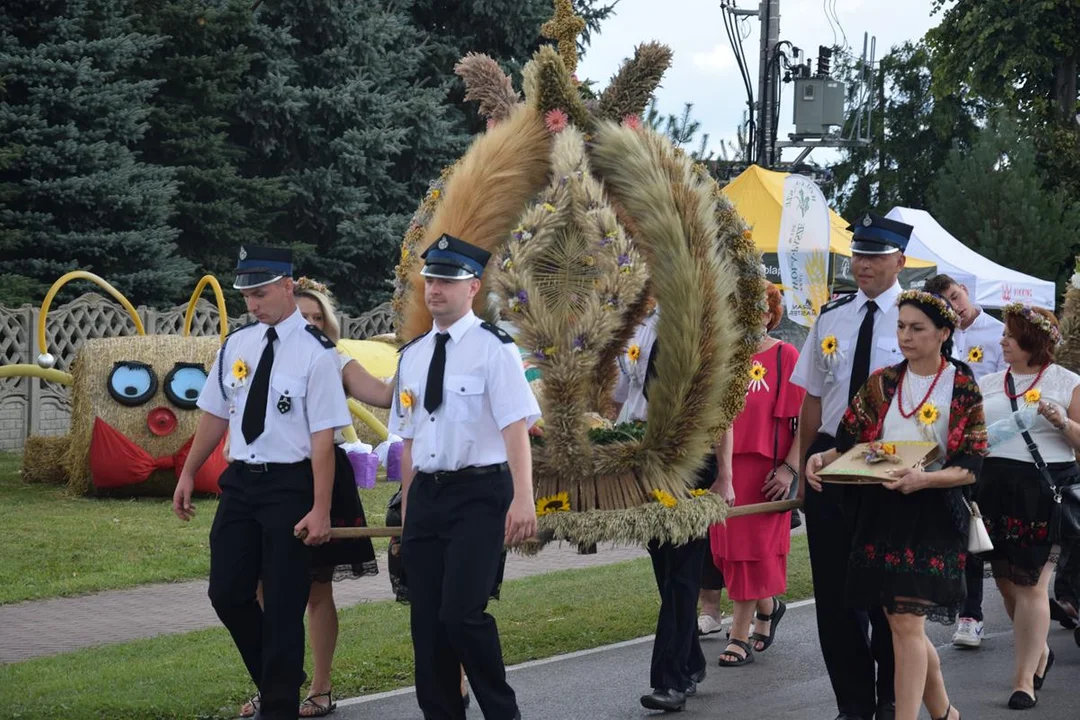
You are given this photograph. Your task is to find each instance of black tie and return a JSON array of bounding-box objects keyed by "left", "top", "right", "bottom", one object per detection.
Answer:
[
  {"left": 424, "top": 333, "right": 450, "bottom": 414},
  {"left": 242, "top": 327, "right": 277, "bottom": 444},
  {"left": 848, "top": 300, "right": 877, "bottom": 402}
]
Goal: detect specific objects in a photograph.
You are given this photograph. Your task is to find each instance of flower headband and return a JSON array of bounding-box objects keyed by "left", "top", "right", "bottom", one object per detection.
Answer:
[
  {"left": 897, "top": 289, "right": 960, "bottom": 328},
  {"left": 1002, "top": 303, "right": 1062, "bottom": 345},
  {"left": 295, "top": 276, "right": 332, "bottom": 297}
]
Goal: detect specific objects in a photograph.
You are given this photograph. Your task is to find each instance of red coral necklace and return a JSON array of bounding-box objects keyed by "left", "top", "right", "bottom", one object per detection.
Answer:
[
  {"left": 1003, "top": 366, "right": 1047, "bottom": 400},
  {"left": 897, "top": 356, "right": 947, "bottom": 419}
]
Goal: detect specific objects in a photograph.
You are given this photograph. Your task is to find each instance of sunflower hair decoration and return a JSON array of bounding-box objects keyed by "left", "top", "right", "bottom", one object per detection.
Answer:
[
  {"left": 897, "top": 290, "right": 960, "bottom": 328},
  {"left": 1002, "top": 303, "right": 1063, "bottom": 346},
  {"left": 295, "top": 276, "right": 332, "bottom": 297}
]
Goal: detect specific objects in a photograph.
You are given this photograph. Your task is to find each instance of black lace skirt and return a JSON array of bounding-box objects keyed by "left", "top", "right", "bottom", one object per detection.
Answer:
[
  {"left": 845, "top": 483, "right": 967, "bottom": 624},
  {"left": 309, "top": 446, "right": 379, "bottom": 583},
  {"left": 974, "top": 457, "right": 1078, "bottom": 586}
]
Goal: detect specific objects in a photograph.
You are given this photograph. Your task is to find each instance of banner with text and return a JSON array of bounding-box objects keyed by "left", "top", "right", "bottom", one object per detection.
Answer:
[{"left": 777, "top": 175, "right": 832, "bottom": 327}]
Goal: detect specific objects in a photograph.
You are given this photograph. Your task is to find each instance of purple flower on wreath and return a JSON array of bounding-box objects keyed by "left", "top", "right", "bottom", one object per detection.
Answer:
[
  {"left": 572, "top": 335, "right": 586, "bottom": 352},
  {"left": 508, "top": 290, "right": 529, "bottom": 313},
  {"left": 603, "top": 295, "right": 618, "bottom": 310}
]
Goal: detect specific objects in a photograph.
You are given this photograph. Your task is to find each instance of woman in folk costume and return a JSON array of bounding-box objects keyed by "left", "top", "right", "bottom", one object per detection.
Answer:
[
  {"left": 240, "top": 278, "right": 393, "bottom": 718},
  {"left": 806, "top": 290, "right": 987, "bottom": 720},
  {"left": 710, "top": 282, "right": 803, "bottom": 667},
  {"left": 975, "top": 304, "right": 1080, "bottom": 709}
]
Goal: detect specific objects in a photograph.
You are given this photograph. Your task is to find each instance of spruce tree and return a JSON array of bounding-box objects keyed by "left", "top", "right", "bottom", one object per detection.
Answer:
[
  {"left": 238, "top": 0, "right": 464, "bottom": 312},
  {"left": 0, "top": 0, "right": 193, "bottom": 307},
  {"left": 929, "top": 114, "right": 1080, "bottom": 293},
  {"left": 131, "top": 0, "right": 290, "bottom": 283}
]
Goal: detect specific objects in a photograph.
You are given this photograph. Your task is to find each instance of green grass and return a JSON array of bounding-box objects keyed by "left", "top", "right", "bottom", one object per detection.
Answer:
[
  {"left": 0, "top": 537, "right": 812, "bottom": 719},
  {"left": 0, "top": 452, "right": 401, "bottom": 604}
]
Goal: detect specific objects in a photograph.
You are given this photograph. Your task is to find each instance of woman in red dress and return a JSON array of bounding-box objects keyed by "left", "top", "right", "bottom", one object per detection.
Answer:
[{"left": 711, "top": 282, "right": 804, "bottom": 666}]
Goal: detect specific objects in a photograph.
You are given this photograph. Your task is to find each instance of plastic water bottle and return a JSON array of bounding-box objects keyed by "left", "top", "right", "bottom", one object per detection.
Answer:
[{"left": 986, "top": 405, "right": 1038, "bottom": 447}]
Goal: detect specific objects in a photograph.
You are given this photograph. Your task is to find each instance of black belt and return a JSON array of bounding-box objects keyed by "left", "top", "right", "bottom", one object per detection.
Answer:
[
  {"left": 232, "top": 459, "right": 310, "bottom": 474},
  {"left": 418, "top": 463, "right": 508, "bottom": 482}
]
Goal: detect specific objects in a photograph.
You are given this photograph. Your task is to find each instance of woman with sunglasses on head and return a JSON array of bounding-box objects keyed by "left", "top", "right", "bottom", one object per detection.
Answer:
[
  {"left": 806, "top": 290, "right": 987, "bottom": 720},
  {"left": 974, "top": 304, "right": 1080, "bottom": 710}
]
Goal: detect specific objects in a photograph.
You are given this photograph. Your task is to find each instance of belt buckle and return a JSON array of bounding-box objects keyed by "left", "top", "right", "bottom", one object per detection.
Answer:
[{"left": 249, "top": 462, "right": 269, "bottom": 474}]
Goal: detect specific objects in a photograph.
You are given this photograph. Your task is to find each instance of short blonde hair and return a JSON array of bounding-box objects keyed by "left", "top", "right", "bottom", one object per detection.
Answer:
[{"left": 294, "top": 278, "right": 342, "bottom": 344}]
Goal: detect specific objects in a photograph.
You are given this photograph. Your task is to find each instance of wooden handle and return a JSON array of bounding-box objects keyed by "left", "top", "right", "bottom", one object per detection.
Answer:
[{"left": 327, "top": 498, "right": 804, "bottom": 540}]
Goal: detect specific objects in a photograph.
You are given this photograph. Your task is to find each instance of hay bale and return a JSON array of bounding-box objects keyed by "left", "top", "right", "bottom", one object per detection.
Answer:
[
  {"left": 21, "top": 435, "right": 71, "bottom": 485},
  {"left": 63, "top": 335, "right": 219, "bottom": 495}
]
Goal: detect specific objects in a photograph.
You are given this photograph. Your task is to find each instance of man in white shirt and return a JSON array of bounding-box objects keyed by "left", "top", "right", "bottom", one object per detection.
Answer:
[
  {"left": 390, "top": 233, "right": 538, "bottom": 720},
  {"left": 923, "top": 274, "right": 1007, "bottom": 649},
  {"left": 791, "top": 213, "right": 916, "bottom": 720}
]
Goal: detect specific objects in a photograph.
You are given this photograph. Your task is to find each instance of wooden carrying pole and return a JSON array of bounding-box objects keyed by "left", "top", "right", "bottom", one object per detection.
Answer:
[{"left": 328, "top": 498, "right": 803, "bottom": 540}]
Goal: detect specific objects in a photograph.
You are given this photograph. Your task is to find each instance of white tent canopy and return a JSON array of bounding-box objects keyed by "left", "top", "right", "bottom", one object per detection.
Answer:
[{"left": 885, "top": 207, "right": 1057, "bottom": 311}]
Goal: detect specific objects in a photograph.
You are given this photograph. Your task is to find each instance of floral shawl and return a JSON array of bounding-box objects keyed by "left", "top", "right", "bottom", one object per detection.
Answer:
[{"left": 836, "top": 359, "right": 988, "bottom": 534}]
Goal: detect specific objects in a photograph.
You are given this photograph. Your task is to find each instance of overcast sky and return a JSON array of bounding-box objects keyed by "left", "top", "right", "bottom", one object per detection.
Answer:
[{"left": 577, "top": 0, "right": 945, "bottom": 164}]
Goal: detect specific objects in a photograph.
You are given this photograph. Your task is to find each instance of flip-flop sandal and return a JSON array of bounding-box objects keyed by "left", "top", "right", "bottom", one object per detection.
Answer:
[
  {"left": 239, "top": 693, "right": 259, "bottom": 718},
  {"left": 717, "top": 638, "right": 755, "bottom": 667},
  {"left": 299, "top": 690, "right": 337, "bottom": 718},
  {"left": 750, "top": 596, "right": 787, "bottom": 652}
]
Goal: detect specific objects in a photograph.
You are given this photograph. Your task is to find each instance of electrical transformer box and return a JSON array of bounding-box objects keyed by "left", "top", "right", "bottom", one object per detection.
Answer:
[{"left": 793, "top": 78, "right": 846, "bottom": 136}]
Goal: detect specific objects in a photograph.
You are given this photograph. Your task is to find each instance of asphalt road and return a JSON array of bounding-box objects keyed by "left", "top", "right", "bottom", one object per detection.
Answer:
[{"left": 335, "top": 579, "right": 1079, "bottom": 719}]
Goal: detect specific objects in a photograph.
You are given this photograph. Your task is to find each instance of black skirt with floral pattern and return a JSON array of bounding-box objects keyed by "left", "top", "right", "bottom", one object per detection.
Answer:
[
  {"left": 845, "top": 483, "right": 968, "bottom": 624},
  {"left": 975, "top": 457, "right": 1079, "bottom": 586}
]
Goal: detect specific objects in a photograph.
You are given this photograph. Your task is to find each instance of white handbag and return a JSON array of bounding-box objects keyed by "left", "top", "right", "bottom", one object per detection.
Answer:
[{"left": 965, "top": 498, "right": 994, "bottom": 554}]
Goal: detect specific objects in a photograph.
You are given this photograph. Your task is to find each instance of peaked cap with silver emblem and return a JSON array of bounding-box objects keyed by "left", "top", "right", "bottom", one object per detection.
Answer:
[{"left": 420, "top": 234, "right": 491, "bottom": 280}]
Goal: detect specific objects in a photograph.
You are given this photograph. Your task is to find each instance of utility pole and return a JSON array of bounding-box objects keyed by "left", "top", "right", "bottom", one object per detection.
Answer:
[{"left": 756, "top": 0, "right": 780, "bottom": 168}]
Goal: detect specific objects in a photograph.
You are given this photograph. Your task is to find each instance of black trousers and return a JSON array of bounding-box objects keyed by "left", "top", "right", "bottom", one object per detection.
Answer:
[
  {"left": 208, "top": 461, "right": 314, "bottom": 720},
  {"left": 804, "top": 434, "right": 894, "bottom": 719},
  {"left": 647, "top": 538, "right": 708, "bottom": 692},
  {"left": 403, "top": 469, "right": 517, "bottom": 720}
]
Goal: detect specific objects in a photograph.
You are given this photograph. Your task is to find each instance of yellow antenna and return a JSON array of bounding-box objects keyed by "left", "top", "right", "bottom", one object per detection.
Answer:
[
  {"left": 183, "top": 275, "right": 229, "bottom": 343},
  {"left": 37, "top": 271, "right": 145, "bottom": 368},
  {"left": 0, "top": 365, "right": 73, "bottom": 385}
]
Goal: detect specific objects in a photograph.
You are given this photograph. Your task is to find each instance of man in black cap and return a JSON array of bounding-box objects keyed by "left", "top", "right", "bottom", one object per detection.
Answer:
[
  {"left": 790, "top": 213, "right": 914, "bottom": 720},
  {"left": 173, "top": 245, "right": 351, "bottom": 720},
  {"left": 390, "top": 233, "right": 539, "bottom": 720}
]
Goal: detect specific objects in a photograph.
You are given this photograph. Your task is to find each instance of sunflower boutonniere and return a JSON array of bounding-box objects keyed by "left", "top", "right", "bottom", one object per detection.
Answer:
[
  {"left": 231, "top": 359, "right": 248, "bottom": 385},
  {"left": 967, "top": 346, "right": 984, "bottom": 364},
  {"left": 627, "top": 343, "right": 641, "bottom": 365},
  {"left": 1024, "top": 388, "right": 1041, "bottom": 405},
  {"left": 398, "top": 388, "right": 416, "bottom": 421},
  {"left": 918, "top": 402, "right": 940, "bottom": 426}
]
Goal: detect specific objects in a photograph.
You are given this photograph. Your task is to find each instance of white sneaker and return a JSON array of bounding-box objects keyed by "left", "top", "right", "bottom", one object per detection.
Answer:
[
  {"left": 697, "top": 614, "right": 724, "bottom": 636},
  {"left": 952, "top": 617, "right": 984, "bottom": 648}
]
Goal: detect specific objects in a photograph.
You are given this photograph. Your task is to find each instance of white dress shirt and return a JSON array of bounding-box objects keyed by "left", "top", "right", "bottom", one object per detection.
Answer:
[
  {"left": 791, "top": 281, "right": 905, "bottom": 436},
  {"left": 950, "top": 309, "right": 1006, "bottom": 381},
  {"left": 198, "top": 308, "right": 351, "bottom": 463},
  {"left": 614, "top": 309, "right": 659, "bottom": 424},
  {"left": 389, "top": 311, "right": 541, "bottom": 474}
]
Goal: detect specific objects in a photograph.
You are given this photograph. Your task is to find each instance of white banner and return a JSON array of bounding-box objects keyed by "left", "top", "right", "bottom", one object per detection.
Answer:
[{"left": 777, "top": 174, "right": 832, "bottom": 327}]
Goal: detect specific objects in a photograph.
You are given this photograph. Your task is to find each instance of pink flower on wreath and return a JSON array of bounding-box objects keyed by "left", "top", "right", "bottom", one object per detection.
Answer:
[
  {"left": 622, "top": 113, "right": 643, "bottom": 130},
  {"left": 544, "top": 109, "right": 570, "bottom": 134},
  {"left": 486, "top": 118, "right": 499, "bottom": 131}
]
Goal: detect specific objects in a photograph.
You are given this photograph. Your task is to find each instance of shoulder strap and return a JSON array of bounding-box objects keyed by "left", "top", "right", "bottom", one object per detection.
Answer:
[
  {"left": 480, "top": 321, "right": 514, "bottom": 344},
  {"left": 304, "top": 324, "right": 336, "bottom": 349},
  {"left": 1007, "top": 373, "right": 1058, "bottom": 493},
  {"left": 397, "top": 331, "right": 429, "bottom": 355}
]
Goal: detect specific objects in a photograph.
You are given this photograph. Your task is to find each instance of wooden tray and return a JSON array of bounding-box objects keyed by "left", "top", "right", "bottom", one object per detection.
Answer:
[{"left": 819, "top": 441, "right": 941, "bottom": 484}]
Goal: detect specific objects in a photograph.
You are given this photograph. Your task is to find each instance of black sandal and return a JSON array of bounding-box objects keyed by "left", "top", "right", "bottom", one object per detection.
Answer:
[
  {"left": 717, "top": 638, "right": 755, "bottom": 667},
  {"left": 299, "top": 690, "right": 337, "bottom": 717},
  {"left": 1049, "top": 598, "right": 1078, "bottom": 629},
  {"left": 239, "top": 693, "right": 259, "bottom": 718},
  {"left": 934, "top": 704, "right": 959, "bottom": 720},
  {"left": 750, "top": 596, "right": 787, "bottom": 652}
]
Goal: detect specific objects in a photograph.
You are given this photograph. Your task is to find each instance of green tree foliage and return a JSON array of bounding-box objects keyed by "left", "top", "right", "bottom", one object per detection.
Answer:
[
  {"left": 131, "top": 0, "right": 290, "bottom": 285},
  {"left": 0, "top": 0, "right": 193, "bottom": 307},
  {"left": 828, "top": 42, "right": 981, "bottom": 218},
  {"left": 930, "top": 114, "right": 1080, "bottom": 293},
  {"left": 238, "top": 0, "right": 464, "bottom": 312},
  {"left": 928, "top": 0, "right": 1080, "bottom": 197}
]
